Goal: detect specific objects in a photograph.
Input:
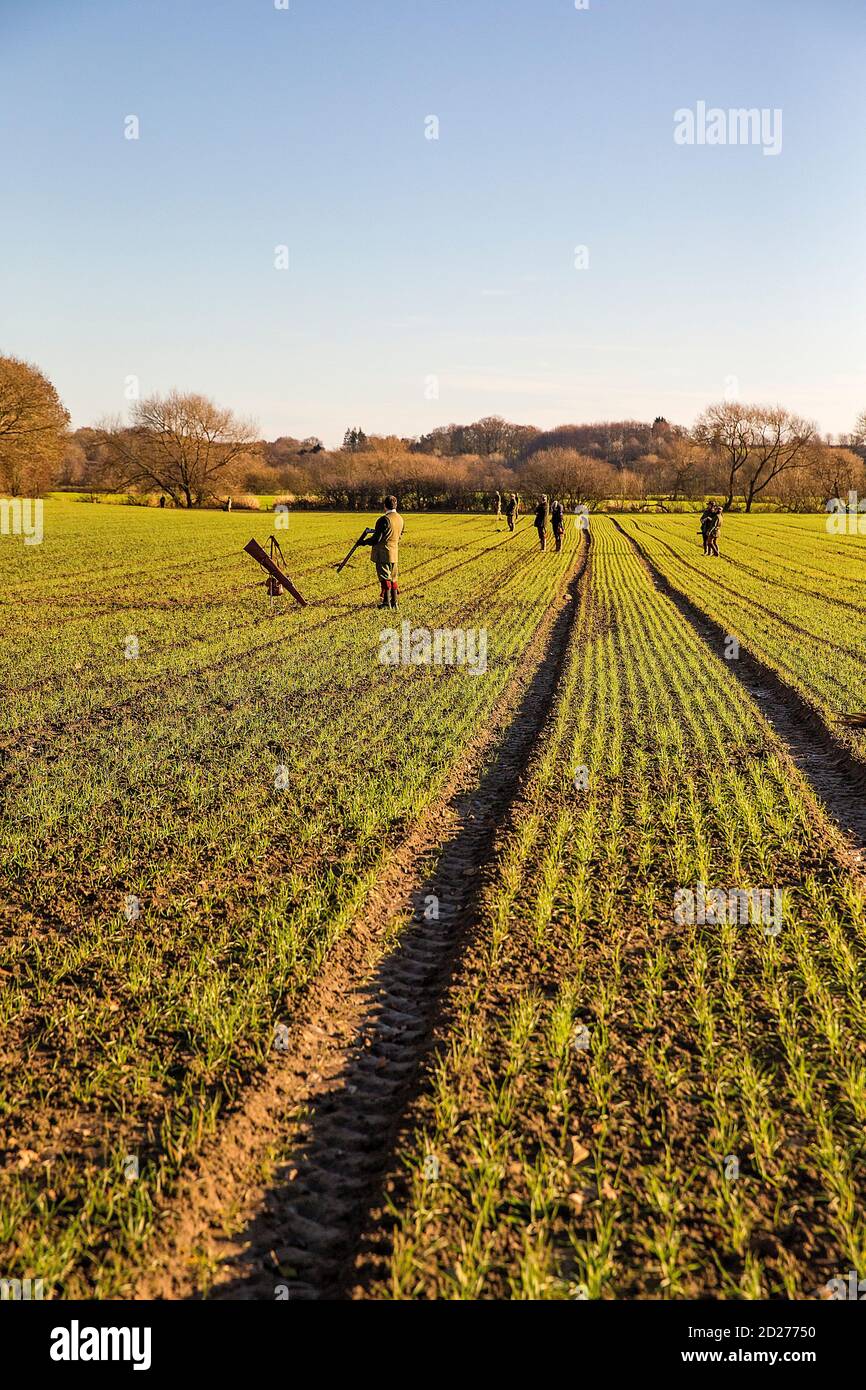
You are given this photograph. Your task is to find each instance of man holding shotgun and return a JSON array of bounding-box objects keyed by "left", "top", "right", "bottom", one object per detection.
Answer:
[{"left": 359, "top": 495, "right": 404, "bottom": 609}]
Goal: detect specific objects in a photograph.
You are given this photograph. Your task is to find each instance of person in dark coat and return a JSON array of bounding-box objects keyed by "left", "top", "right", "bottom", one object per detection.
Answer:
[
  {"left": 699, "top": 501, "right": 721, "bottom": 557},
  {"left": 505, "top": 493, "right": 518, "bottom": 533},
  {"left": 534, "top": 495, "right": 549, "bottom": 551},
  {"left": 708, "top": 502, "right": 722, "bottom": 555},
  {"left": 551, "top": 499, "right": 565, "bottom": 552}
]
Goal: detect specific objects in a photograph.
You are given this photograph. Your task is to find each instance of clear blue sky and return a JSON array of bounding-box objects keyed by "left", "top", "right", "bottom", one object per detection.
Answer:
[{"left": 1, "top": 0, "right": 864, "bottom": 445}]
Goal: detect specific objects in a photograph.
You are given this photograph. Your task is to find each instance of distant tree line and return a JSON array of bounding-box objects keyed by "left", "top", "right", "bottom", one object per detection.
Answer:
[{"left": 3, "top": 353, "right": 865, "bottom": 513}]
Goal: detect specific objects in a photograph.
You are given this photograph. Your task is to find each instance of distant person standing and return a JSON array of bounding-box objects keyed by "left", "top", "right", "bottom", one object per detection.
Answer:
[
  {"left": 494, "top": 490, "right": 501, "bottom": 520},
  {"left": 551, "top": 499, "right": 565, "bottom": 552},
  {"left": 534, "top": 496, "right": 549, "bottom": 551},
  {"left": 709, "top": 502, "right": 722, "bottom": 555},
  {"left": 505, "top": 493, "right": 518, "bottom": 533},
  {"left": 360, "top": 494, "right": 404, "bottom": 609},
  {"left": 159, "top": 494, "right": 166, "bottom": 509},
  {"left": 700, "top": 501, "right": 721, "bottom": 557}
]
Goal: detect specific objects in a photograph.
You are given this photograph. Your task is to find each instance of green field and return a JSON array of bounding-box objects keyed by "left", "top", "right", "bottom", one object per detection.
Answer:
[
  {"left": 0, "top": 501, "right": 577, "bottom": 1294},
  {"left": 617, "top": 514, "right": 866, "bottom": 770},
  {"left": 366, "top": 518, "right": 866, "bottom": 1300},
  {"left": 1, "top": 504, "right": 865, "bottom": 1300}
]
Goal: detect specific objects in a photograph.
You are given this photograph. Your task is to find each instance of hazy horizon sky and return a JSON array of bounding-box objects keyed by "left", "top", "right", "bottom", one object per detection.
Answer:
[{"left": 1, "top": 0, "right": 864, "bottom": 446}]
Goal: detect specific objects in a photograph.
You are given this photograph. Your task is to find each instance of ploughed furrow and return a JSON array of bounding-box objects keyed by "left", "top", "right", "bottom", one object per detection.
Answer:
[
  {"left": 351, "top": 517, "right": 866, "bottom": 1301},
  {"left": 135, "top": 535, "right": 590, "bottom": 1301},
  {"left": 616, "top": 516, "right": 866, "bottom": 777},
  {"left": 615, "top": 519, "right": 866, "bottom": 866}
]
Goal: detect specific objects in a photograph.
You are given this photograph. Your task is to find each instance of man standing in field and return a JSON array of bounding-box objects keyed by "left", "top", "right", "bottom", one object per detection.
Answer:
[
  {"left": 534, "top": 495, "right": 549, "bottom": 551},
  {"left": 505, "top": 493, "right": 518, "bottom": 532},
  {"left": 360, "top": 494, "right": 404, "bottom": 609},
  {"left": 708, "top": 502, "right": 722, "bottom": 555},
  {"left": 551, "top": 499, "right": 565, "bottom": 552},
  {"left": 700, "top": 501, "right": 721, "bottom": 557}
]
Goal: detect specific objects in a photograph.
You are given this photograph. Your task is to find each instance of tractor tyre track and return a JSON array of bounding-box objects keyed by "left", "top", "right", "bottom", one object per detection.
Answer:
[
  {"left": 614, "top": 519, "right": 866, "bottom": 865},
  {"left": 135, "top": 534, "right": 590, "bottom": 1302},
  {"left": 624, "top": 519, "right": 864, "bottom": 663}
]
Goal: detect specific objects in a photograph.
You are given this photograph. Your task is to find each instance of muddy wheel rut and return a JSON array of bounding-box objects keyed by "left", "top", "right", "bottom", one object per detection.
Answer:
[
  {"left": 135, "top": 537, "right": 590, "bottom": 1302},
  {"left": 613, "top": 519, "right": 866, "bottom": 865}
]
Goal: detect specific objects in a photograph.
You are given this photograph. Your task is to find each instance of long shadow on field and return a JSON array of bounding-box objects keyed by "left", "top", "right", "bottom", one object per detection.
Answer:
[{"left": 205, "top": 536, "right": 590, "bottom": 1301}]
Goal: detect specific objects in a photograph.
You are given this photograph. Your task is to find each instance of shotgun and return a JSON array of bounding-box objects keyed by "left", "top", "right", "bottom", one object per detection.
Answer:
[{"left": 336, "top": 526, "right": 373, "bottom": 573}]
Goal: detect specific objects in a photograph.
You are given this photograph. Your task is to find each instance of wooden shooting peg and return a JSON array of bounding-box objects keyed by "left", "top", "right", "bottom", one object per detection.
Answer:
[{"left": 243, "top": 537, "right": 307, "bottom": 607}]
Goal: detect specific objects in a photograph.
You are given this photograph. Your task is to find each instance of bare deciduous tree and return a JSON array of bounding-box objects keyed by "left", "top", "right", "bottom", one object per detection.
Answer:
[
  {"left": 642, "top": 435, "right": 716, "bottom": 502},
  {"left": 766, "top": 443, "right": 865, "bottom": 511},
  {"left": 849, "top": 410, "right": 866, "bottom": 457},
  {"left": 693, "top": 402, "right": 815, "bottom": 511},
  {"left": 99, "top": 391, "right": 257, "bottom": 506},
  {"left": 521, "top": 448, "right": 615, "bottom": 508}
]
